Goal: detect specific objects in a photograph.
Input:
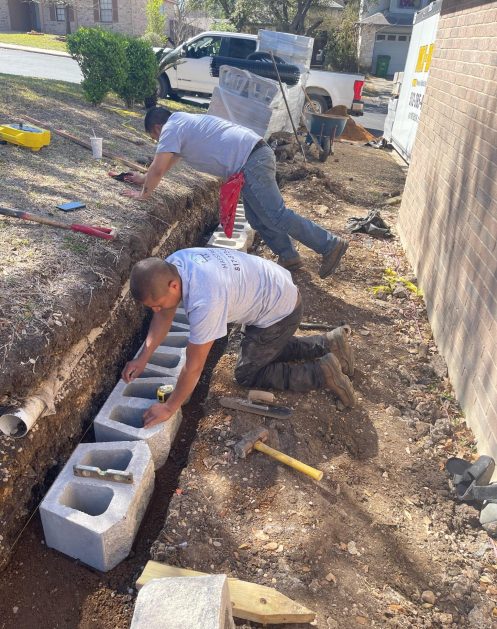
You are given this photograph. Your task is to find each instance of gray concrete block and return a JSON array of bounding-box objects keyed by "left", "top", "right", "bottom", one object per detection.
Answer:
[
  {"left": 40, "top": 441, "right": 154, "bottom": 572},
  {"left": 131, "top": 575, "right": 235, "bottom": 629},
  {"left": 94, "top": 377, "right": 182, "bottom": 470},
  {"left": 207, "top": 234, "right": 248, "bottom": 252}
]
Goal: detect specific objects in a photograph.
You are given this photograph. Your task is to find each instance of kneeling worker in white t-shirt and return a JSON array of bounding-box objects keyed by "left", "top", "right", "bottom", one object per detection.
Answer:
[{"left": 122, "top": 248, "right": 355, "bottom": 428}]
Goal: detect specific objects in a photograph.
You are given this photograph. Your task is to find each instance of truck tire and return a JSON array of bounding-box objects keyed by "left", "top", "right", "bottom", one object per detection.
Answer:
[
  {"left": 304, "top": 93, "right": 329, "bottom": 114},
  {"left": 157, "top": 74, "right": 179, "bottom": 100}
]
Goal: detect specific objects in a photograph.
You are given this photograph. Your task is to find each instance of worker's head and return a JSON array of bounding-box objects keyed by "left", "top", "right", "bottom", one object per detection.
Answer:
[
  {"left": 130, "top": 257, "right": 182, "bottom": 312},
  {"left": 144, "top": 107, "right": 173, "bottom": 141}
]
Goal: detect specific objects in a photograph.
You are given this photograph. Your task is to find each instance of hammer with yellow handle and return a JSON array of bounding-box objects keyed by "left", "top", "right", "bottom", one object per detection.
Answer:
[{"left": 234, "top": 427, "right": 323, "bottom": 481}]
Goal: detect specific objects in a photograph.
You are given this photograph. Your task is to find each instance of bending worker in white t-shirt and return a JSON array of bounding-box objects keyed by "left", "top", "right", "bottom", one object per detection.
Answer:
[
  {"left": 122, "top": 107, "right": 349, "bottom": 279},
  {"left": 122, "top": 248, "right": 355, "bottom": 428}
]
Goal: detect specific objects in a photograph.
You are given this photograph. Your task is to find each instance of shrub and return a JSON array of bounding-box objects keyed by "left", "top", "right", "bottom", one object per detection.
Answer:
[
  {"left": 141, "top": 31, "right": 167, "bottom": 48},
  {"left": 114, "top": 37, "right": 158, "bottom": 108},
  {"left": 67, "top": 27, "right": 127, "bottom": 105}
]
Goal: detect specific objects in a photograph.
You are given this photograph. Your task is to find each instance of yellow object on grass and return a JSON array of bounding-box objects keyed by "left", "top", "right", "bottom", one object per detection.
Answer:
[{"left": 0, "top": 123, "right": 51, "bottom": 151}]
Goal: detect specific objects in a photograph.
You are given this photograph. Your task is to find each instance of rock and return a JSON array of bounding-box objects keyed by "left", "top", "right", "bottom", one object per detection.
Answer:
[
  {"left": 386, "top": 405, "right": 401, "bottom": 417},
  {"left": 347, "top": 541, "right": 360, "bottom": 556},
  {"left": 263, "top": 542, "right": 279, "bottom": 551},
  {"left": 421, "top": 590, "right": 436, "bottom": 605},
  {"left": 326, "top": 618, "right": 339, "bottom": 628},
  {"left": 254, "top": 529, "right": 270, "bottom": 541},
  {"left": 392, "top": 284, "right": 409, "bottom": 299},
  {"left": 436, "top": 612, "right": 453, "bottom": 625},
  {"left": 315, "top": 204, "right": 329, "bottom": 216},
  {"left": 309, "top": 579, "right": 321, "bottom": 594},
  {"left": 430, "top": 355, "right": 448, "bottom": 379},
  {"left": 212, "top": 541, "right": 222, "bottom": 548},
  {"left": 12, "top": 607, "right": 18, "bottom": 614},
  {"left": 468, "top": 601, "right": 495, "bottom": 628},
  {"left": 325, "top": 572, "right": 337, "bottom": 584},
  {"left": 415, "top": 421, "right": 430, "bottom": 438}
]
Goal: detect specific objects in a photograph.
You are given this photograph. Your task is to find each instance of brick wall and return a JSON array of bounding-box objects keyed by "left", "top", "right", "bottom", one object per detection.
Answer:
[
  {"left": 398, "top": 0, "right": 497, "bottom": 457},
  {"left": 41, "top": 0, "right": 147, "bottom": 36},
  {"left": 0, "top": 0, "right": 11, "bottom": 32}
]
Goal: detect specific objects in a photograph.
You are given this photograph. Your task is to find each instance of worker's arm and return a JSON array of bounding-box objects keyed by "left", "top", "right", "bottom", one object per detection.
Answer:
[
  {"left": 121, "top": 308, "right": 177, "bottom": 382},
  {"left": 122, "top": 152, "right": 180, "bottom": 199},
  {"left": 143, "top": 340, "right": 214, "bottom": 428}
]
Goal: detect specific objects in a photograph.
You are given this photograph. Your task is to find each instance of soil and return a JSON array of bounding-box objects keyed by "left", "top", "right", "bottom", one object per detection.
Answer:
[
  {"left": 1, "top": 132, "right": 496, "bottom": 628},
  {"left": 0, "top": 75, "right": 218, "bottom": 568}
]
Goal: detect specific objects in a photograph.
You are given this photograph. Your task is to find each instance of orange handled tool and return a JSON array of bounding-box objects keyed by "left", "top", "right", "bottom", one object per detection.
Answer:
[{"left": 0, "top": 206, "right": 117, "bottom": 240}]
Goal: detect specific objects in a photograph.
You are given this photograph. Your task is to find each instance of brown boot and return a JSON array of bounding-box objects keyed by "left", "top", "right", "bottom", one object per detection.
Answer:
[
  {"left": 278, "top": 254, "right": 304, "bottom": 271},
  {"left": 318, "top": 353, "right": 355, "bottom": 407},
  {"left": 323, "top": 325, "right": 355, "bottom": 376}
]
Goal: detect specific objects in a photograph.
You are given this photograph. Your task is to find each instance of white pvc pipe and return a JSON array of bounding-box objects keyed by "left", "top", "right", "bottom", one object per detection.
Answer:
[{"left": 0, "top": 396, "right": 47, "bottom": 439}]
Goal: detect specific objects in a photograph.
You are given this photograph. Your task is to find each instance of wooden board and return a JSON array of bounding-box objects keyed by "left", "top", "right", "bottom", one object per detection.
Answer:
[{"left": 136, "top": 561, "right": 316, "bottom": 625}]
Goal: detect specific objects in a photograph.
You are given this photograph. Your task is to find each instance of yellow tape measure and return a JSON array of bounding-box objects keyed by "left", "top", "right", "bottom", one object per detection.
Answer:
[{"left": 157, "top": 384, "right": 174, "bottom": 403}]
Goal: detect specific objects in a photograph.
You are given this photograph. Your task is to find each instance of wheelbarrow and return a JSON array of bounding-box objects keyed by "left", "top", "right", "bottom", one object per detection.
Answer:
[{"left": 303, "top": 111, "right": 347, "bottom": 162}]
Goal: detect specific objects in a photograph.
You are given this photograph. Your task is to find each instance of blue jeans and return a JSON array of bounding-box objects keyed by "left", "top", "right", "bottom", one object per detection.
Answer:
[{"left": 241, "top": 145, "right": 339, "bottom": 260}]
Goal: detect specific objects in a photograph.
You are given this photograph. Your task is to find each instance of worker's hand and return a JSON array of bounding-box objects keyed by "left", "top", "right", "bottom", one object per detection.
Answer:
[
  {"left": 122, "top": 357, "right": 147, "bottom": 383},
  {"left": 124, "top": 172, "right": 146, "bottom": 185},
  {"left": 121, "top": 189, "right": 147, "bottom": 200},
  {"left": 143, "top": 403, "right": 175, "bottom": 428}
]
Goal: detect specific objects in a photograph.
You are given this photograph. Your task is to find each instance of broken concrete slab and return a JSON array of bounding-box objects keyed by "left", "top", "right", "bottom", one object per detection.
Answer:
[
  {"left": 40, "top": 440, "right": 154, "bottom": 572},
  {"left": 94, "top": 377, "right": 183, "bottom": 470},
  {"left": 131, "top": 575, "right": 235, "bottom": 629}
]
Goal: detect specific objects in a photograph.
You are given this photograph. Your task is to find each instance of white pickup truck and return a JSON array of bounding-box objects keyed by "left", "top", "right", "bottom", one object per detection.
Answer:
[{"left": 157, "top": 31, "right": 364, "bottom": 115}]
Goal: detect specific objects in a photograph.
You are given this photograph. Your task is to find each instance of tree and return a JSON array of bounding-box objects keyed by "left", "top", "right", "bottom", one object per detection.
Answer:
[
  {"left": 190, "top": 0, "right": 341, "bottom": 35},
  {"left": 323, "top": 0, "right": 360, "bottom": 72},
  {"left": 145, "top": 0, "right": 168, "bottom": 45}
]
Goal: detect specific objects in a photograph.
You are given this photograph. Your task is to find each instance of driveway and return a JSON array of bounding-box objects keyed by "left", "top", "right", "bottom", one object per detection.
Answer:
[
  {"left": 360, "top": 76, "right": 392, "bottom": 137},
  {"left": 0, "top": 48, "right": 82, "bottom": 83}
]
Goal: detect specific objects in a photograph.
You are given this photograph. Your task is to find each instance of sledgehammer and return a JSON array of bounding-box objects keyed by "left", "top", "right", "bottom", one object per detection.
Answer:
[{"left": 234, "top": 427, "right": 323, "bottom": 481}]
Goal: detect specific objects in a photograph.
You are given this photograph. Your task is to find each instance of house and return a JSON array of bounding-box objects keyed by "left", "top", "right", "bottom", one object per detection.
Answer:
[
  {"left": 398, "top": 0, "right": 497, "bottom": 459},
  {"left": 357, "top": 0, "right": 434, "bottom": 75},
  {"left": 0, "top": 0, "right": 153, "bottom": 36}
]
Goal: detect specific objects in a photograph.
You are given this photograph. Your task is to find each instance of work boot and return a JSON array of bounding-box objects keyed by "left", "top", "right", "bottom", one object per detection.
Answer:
[
  {"left": 319, "top": 238, "right": 349, "bottom": 278},
  {"left": 318, "top": 353, "right": 355, "bottom": 407},
  {"left": 323, "top": 325, "right": 355, "bottom": 376},
  {"left": 278, "top": 254, "right": 304, "bottom": 271}
]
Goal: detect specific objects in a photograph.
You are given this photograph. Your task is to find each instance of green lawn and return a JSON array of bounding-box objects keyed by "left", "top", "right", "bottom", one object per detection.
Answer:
[{"left": 0, "top": 32, "right": 67, "bottom": 52}]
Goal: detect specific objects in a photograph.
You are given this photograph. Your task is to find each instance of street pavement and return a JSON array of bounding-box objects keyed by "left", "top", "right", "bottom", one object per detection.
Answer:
[{"left": 0, "top": 48, "right": 82, "bottom": 83}]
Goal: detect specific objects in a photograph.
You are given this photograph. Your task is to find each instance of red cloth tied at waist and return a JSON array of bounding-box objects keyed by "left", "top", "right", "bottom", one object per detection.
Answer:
[{"left": 219, "top": 172, "right": 245, "bottom": 238}]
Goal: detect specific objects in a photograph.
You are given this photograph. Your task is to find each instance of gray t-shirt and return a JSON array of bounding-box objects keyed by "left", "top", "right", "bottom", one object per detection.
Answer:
[
  {"left": 166, "top": 248, "right": 298, "bottom": 344},
  {"left": 156, "top": 112, "right": 261, "bottom": 180}
]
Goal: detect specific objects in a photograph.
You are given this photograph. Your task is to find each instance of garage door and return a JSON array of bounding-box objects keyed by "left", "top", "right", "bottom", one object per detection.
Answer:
[{"left": 372, "top": 33, "right": 411, "bottom": 75}]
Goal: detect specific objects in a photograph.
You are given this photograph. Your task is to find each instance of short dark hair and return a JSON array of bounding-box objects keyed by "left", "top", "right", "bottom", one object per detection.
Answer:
[
  {"left": 144, "top": 107, "right": 173, "bottom": 132},
  {"left": 130, "top": 257, "right": 178, "bottom": 302}
]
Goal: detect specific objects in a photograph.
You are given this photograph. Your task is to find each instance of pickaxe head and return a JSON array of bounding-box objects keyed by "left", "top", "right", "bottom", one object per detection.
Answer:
[{"left": 234, "top": 426, "right": 269, "bottom": 459}]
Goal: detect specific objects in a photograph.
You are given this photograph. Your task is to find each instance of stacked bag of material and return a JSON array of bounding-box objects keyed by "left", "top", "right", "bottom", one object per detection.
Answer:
[{"left": 208, "top": 30, "right": 313, "bottom": 139}]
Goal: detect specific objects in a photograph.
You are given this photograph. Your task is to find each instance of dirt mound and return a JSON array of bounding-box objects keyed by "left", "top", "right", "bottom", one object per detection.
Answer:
[{"left": 326, "top": 105, "right": 376, "bottom": 143}]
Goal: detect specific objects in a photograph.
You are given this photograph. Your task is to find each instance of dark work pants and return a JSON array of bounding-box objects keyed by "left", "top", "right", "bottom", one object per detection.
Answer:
[{"left": 234, "top": 298, "right": 329, "bottom": 391}]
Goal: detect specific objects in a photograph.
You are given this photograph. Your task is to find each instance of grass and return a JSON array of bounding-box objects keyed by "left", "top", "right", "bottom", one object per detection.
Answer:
[{"left": 0, "top": 32, "right": 67, "bottom": 52}]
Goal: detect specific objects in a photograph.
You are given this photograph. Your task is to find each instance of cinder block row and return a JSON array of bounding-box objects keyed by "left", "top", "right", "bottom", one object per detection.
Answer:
[
  {"left": 207, "top": 204, "right": 255, "bottom": 252},
  {"left": 131, "top": 575, "right": 235, "bottom": 629},
  {"left": 40, "top": 441, "right": 155, "bottom": 572},
  {"left": 94, "top": 329, "right": 189, "bottom": 470}
]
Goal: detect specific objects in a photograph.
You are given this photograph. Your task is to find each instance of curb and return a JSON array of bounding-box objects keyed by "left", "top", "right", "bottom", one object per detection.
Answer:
[{"left": 0, "top": 42, "right": 71, "bottom": 58}]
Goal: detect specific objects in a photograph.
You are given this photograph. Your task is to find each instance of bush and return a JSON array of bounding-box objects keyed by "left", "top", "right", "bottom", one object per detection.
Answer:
[
  {"left": 324, "top": 1, "right": 359, "bottom": 73},
  {"left": 141, "top": 31, "right": 167, "bottom": 48},
  {"left": 114, "top": 37, "right": 158, "bottom": 108},
  {"left": 67, "top": 27, "right": 127, "bottom": 105}
]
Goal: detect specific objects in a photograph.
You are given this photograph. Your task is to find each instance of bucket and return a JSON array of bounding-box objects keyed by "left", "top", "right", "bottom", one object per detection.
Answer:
[{"left": 90, "top": 137, "right": 103, "bottom": 159}]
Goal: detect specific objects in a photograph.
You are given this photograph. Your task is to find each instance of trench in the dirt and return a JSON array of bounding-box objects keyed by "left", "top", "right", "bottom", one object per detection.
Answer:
[{"left": 0, "top": 331, "right": 229, "bottom": 629}]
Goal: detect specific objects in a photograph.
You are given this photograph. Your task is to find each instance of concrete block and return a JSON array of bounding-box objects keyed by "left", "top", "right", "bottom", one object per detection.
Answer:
[
  {"left": 94, "top": 377, "right": 183, "bottom": 470},
  {"left": 40, "top": 441, "right": 154, "bottom": 572},
  {"left": 131, "top": 575, "right": 235, "bottom": 629},
  {"left": 207, "top": 234, "right": 248, "bottom": 252}
]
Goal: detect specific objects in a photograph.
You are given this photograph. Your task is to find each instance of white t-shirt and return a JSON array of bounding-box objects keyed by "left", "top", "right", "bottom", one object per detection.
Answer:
[
  {"left": 156, "top": 112, "right": 261, "bottom": 180},
  {"left": 166, "top": 248, "right": 298, "bottom": 344}
]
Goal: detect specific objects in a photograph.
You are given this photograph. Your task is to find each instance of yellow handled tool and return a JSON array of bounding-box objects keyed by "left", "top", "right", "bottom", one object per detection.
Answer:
[{"left": 234, "top": 426, "right": 323, "bottom": 481}]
